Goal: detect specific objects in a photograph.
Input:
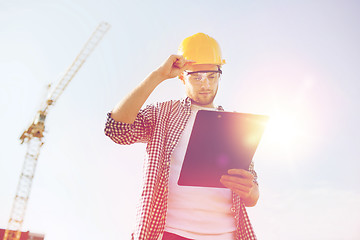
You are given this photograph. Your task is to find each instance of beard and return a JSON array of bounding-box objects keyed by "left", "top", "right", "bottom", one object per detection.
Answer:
[{"left": 189, "top": 87, "right": 218, "bottom": 107}]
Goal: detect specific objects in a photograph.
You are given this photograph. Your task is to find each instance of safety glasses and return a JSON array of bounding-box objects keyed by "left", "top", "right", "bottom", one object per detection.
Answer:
[{"left": 184, "top": 70, "right": 222, "bottom": 84}]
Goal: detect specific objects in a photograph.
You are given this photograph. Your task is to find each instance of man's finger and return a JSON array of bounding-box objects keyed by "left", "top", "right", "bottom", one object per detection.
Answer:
[
  {"left": 221, "top": 175, "right": 253, "bottom": 187},
  {"left": 173, "top": 58, "right": 184, "bottom": 68},
  {"left": 228, "top": 169, "right": 254, "bottom": 179},
  {"left": 179, "top": 60, "right": 195, "bottom": 72},
  {"left": 174, "top": 58, "right": 195, "bottom": 70},
  {"left": 220, "top": 178, "right": 252, "bottom": 194},
  {"left": 171, "top": 55, "right": 187, "bottom": 68}
]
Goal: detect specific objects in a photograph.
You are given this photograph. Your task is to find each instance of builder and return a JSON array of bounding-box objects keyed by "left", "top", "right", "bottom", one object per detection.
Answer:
[{"left": 105, "top": 33, "right": 259, "bottom": 240}]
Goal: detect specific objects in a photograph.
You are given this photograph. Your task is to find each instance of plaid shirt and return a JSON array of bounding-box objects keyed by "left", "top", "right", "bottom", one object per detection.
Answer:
[{"left": 104, "top": 97, "right": 257, "bottom": 240}]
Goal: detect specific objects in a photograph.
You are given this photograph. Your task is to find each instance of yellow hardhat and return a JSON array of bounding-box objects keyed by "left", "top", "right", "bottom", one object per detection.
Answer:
[{"left": 178, "top": 33, "right": 226, "bottom": 66}]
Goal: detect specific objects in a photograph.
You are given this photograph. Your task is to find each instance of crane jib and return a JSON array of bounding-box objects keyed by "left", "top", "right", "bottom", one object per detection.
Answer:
[{"left": 3, "top": 21, "right": 111, "bottom": 240}]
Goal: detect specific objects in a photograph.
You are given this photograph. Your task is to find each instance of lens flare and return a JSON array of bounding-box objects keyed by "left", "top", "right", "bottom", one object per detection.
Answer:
[{"left": 260, "top": 109, "right": 308, "bottom": 163}]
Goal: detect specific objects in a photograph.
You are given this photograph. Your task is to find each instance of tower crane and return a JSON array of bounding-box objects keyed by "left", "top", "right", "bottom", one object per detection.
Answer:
[{"left": 3, "top": 22, "right": 111, "bottom": 240}]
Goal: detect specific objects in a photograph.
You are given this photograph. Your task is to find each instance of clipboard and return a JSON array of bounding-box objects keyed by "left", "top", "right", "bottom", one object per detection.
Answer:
[{"left": 177, "top": 110, "right": 269, "bottom": 188}]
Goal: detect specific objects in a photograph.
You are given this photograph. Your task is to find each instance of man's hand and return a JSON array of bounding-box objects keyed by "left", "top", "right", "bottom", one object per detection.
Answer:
[
  {"left": 220, "top": 169, "right": 259, "bottom": 207},
  {"left": 155, "top": 55, "right": 194, "bottom": 81}
]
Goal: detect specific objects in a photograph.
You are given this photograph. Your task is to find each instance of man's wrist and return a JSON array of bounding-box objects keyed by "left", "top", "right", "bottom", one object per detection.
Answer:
[
  {"left": 150, "top": 69, "right": 168, "bottom": 83},
  {"left": 243, "top": 184, "right": 259, "bottom": 207},
  {"left": 140, "top": 71, "right": 164, "bottom": 91}
]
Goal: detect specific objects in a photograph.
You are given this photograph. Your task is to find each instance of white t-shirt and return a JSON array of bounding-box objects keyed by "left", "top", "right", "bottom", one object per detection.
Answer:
[{"left": 164, "top": 104, "right": 235, "bottom": 240}]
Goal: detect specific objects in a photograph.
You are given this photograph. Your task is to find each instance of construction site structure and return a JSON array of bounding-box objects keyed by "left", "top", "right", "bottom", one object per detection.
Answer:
[
  {"left": 3, "top": 22, "right": 111, "bottom": 240},
  {"left": 0, "top": 229, "right": 44, "bottom": 240}
]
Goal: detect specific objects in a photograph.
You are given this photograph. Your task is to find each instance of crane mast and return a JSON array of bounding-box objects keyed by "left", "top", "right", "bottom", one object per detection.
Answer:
[{"left": 3, "top": 22, "right": 110, "bottom": 240}]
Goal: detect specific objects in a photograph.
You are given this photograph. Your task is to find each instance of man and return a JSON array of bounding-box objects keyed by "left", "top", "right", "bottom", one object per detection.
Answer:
[{"left": 105, "top": 33, "right": 259, "bottom": 240}]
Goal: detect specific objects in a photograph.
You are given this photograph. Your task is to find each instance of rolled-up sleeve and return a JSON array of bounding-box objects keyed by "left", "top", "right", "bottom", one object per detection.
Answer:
[{"left": 104, "top": 104, "right": 155, "bottom": 145}]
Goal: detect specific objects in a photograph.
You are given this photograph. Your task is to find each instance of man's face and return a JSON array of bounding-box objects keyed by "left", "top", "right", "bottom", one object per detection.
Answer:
[{"left": 180, "top": 64, "right": 220, "bottom": 108}]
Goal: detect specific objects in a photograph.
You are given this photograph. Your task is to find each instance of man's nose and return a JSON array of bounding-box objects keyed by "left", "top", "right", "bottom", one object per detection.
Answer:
[{"left": 200, "top": 77, "right": 210, "bottom": 88}]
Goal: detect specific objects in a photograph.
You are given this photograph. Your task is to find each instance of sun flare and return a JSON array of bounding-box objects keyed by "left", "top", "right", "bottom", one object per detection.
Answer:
[{"left": 261, "top": 110, "right": 305, "bottom": 153}]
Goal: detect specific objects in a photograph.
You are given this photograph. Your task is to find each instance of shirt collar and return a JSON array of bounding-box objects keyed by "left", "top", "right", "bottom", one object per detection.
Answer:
[{"left": 181, "top": 97, "right": 224, "bottom": 111}]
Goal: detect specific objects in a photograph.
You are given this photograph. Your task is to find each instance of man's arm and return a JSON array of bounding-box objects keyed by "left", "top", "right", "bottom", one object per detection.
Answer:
[
  {"left": 220, "top": 169, "right": 259, "bottom": 207},
  {"left": 110, "top": 55, "right": 193, "bottom": 124}
]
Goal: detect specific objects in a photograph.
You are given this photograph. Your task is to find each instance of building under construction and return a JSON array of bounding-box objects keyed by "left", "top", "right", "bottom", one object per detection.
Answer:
[{"left": 0, "top": 229, "right": 44, "bottom": 240}]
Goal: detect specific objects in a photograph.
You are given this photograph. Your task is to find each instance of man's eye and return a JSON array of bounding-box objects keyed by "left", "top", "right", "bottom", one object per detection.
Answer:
[{"left": 191, "top": 75, "right": 201, "bottom": 80}]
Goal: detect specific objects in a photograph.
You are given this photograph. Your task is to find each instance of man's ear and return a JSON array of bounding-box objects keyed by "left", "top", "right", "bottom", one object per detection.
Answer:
[{"left": 179, "top": 72, "right": 185, "bottom": 84}]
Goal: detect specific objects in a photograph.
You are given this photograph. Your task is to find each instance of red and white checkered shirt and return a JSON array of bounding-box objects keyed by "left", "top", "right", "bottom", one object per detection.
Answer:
[{"left": 104, "top": 97, "right": 257, "bottom": 240}]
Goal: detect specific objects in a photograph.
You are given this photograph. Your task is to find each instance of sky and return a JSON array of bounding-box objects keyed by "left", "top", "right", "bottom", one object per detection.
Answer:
[{"left": 0, "top": 0, "right": 359, "bottom": 239}]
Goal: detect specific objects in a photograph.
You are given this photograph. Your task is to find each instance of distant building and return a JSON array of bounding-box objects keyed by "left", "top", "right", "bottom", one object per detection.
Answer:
[{"left": 0, "top": 229, "right": 45, "bottom": 240}]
